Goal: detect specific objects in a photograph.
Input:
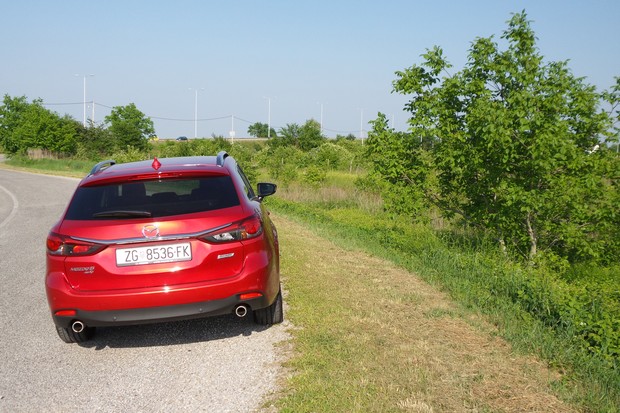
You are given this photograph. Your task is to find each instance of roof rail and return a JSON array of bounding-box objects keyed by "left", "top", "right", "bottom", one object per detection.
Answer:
[
  {"left": 216, "top": 151, "right": 229, "bottom": 167},
  {"left": 89, "top": 159, "right": 116, "bottom": 176}
]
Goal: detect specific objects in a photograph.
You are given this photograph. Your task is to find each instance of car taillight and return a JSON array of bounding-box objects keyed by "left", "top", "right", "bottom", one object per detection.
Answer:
[
  {"left": 202, "top": 215, "right": 263, "bottom": 243},
  {"left": 46, "top": 232, "right": 105, "bottom": 256}
]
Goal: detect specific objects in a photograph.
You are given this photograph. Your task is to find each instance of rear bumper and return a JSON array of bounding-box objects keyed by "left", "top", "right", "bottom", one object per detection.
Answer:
[
  {"left": 46, "top": 251, "right": 280, "bottom": 328},
  {"left": 52, "top": 294, "right": 269, "bottom": 328}
]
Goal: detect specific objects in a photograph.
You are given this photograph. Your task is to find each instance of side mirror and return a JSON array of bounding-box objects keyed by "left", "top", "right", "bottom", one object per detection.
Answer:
[{"left": 256, "top": 182, "right": 277, "bottom": 200}]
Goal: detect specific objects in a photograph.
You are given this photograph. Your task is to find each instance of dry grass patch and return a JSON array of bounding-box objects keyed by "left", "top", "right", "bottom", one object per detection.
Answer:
[
  {"left": 276, "top": 180, "right": 384, "bottom": 214},
  {"left": 275, "top": 214, "right": 576, "bottom": 412}
]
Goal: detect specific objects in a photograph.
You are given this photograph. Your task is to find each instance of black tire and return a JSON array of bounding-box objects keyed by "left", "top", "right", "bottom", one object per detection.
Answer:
[
  {"left": 253, "top": 288, "right": 283, "bottom": 325},
  {"left": 55, "top": 325, "right": 95, "bottom": 343}
]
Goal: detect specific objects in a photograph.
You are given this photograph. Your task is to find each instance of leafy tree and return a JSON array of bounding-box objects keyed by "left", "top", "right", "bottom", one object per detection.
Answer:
[
  {"left": 0, "top": 95, "right": 79, "bottom": 155},
  {"left": 75, "top": 120, "right": 116, "bottom": 159},
  {"left": 270, "top": 120, "right": 326, "bottom": 151},
  {"left": 247, "top": 122, "right": 276, "bottom": 138},
  {"left": 0, "top": 95, "right": 30, "bottom": 154},
  {"left": 602, "top": 76, "right": 620, "bottom": 151},
  {"left": 104, "top": 103, "right": 155, "bottom": 150},
  {"left": 370, "top": 11, "right": 619, "bottom": 263},
  {"left": 0, "top": 96, "right": 20, "bottom": 143},
  {"left": 37, "top": 113, "right": 79, "bottom": 154},
  {"left": 298, "top": 119, "right": 326, "bottom": 151},
  {"left": 335, "top": 133, "right": 357, "bottom": 142},
  {"left": 272, "top": 123, "right": 301, "bottom": 148},
  {"left": 367, "top": 113, "right": 430, "bottom": 218}
]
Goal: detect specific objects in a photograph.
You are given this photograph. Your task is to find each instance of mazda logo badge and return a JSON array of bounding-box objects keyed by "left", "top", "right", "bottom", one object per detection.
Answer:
[{"left": 142, "top": 224, "right": 160, "bottom": 238}]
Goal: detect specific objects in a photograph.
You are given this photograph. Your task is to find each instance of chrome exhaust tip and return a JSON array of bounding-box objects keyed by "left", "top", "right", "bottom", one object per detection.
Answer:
[
  {"left": 71, "top": 320, "right": 85, "bottom": 333},
  {"left": 234, "top": 305, "right": 248, "bottom": 318}
]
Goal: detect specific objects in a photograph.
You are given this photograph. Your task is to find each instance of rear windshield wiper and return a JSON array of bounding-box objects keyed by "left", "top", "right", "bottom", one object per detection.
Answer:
[{"left": 92, "top": 210, "right": 152, "bottom": 218}]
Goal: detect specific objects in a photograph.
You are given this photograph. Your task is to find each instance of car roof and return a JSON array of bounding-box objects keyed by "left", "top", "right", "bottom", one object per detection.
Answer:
[{"left": 81, "top": 156, "right": 235, "bottom": 186}]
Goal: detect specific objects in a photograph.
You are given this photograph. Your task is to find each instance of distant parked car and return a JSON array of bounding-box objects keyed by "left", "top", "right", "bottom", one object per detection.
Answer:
[
  {"left": 45, "top": 152, "right": 282, "bottom": 343},
  {"left": 176, "top": 136, "right": 188, "bottom": 141}
]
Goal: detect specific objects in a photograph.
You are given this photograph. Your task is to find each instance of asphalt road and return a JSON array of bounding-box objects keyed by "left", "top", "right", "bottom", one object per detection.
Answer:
[{"left": 0, "top": 168, "right": 288, "bottom": 413}]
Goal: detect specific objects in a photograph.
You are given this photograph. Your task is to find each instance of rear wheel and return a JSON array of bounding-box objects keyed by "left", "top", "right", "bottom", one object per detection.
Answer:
[
  {"left": 55, "top": 325, "right": 95, "bottom": 343},
  {"left": 254, "top": 287, "right": 283, "bottom": 325}
]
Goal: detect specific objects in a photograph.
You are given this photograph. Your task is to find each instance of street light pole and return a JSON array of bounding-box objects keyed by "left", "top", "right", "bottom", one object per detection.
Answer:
[
  {"left": 189, "top": 88, "right": 204, "bottom": 138},
  {"left": 75, "top": 74, "right": 94, "bottom": 127},
  {"left": 230, "top": 114, "right": 235, "bottom": 144},
  {"left": 264, "top": 97, "right": 272, "bottom": 138},
  {"left": 359, "top": 108, "right": 364, "bottom": 144},
  {"left": 82, "top": 76, "right": 86, "bottom": 127}
]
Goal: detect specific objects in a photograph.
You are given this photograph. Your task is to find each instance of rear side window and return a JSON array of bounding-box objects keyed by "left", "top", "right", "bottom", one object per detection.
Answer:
[
  {"left": 237, "top": 166, "right": 256, "bottom": 199},
  {"left": 65, "top": 176, "right": 240, "bottom": 220}
]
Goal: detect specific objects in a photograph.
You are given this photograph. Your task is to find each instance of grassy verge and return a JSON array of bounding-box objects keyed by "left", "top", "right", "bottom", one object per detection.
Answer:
[
  {"left": 267, "top": 197, "right": 620, "bottom": 412},
  {"left": 274, "top": 211, "right": 577, "bottom": 412},
  {"left": 1, "top": 156, "right": 91, "bottom": 177}
]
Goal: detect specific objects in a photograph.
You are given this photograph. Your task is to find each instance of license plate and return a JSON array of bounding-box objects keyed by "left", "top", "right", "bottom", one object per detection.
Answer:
[{"left": 116, "top": 242, "right": 192, "bottom": 266}]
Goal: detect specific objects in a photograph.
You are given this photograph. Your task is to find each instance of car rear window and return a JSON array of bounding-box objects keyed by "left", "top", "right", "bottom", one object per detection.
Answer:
[{"left": 65, "top": 176, "right": 240, "bottom": 220}]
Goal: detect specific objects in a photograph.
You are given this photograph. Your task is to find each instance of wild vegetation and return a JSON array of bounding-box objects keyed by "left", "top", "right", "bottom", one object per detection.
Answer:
[
  {"left": 0, "top": 96, "right": 155, "bottom": 159},
  {"left": 1, "top": 10, "right": 619, "bottom": 412},
  {"left": 372, "top": 12, "right": 620, "bottom": 266}
]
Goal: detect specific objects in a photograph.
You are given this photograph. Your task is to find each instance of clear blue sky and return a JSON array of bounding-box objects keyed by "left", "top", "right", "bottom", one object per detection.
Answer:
[{"left": 1, "top": 1, "right": 618, "bottom": 138}]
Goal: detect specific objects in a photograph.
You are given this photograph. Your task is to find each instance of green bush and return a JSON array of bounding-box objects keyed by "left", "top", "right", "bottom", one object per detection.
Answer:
[
  {"left": 354, "top": 171, "right": 385, "bottom": 195},
  {"left": 302, "top": 166, "right": 327, "bottom": 188},
  {"left": 275, "top": 164, "right": 299, "bottom": 188},
  {"left": 308, "top": 142, "right": 353, "bottom": 170},
  {"left": 110, "top": 146, "right": 150, "bottom": 163},
  {"left": 256, "top": 146, "right": 308, "bottom": 184},
  {"left": 509, "top": 267, "right": 620, "bottom": 367}
]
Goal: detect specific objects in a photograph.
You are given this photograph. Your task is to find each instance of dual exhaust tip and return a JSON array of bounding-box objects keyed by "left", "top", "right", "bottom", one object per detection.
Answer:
[{"left": 70, "top": 306, "right": 249, "bottom": 331}]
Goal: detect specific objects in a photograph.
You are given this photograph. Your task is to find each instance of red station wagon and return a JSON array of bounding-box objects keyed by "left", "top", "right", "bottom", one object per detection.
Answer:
[{"left": 45, "top": 152, "right": 282, "bottom": 343}]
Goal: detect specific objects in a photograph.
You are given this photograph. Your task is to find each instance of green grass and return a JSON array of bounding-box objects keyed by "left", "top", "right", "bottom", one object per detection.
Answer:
[
  {"left": 267, "top": 196, "right": 620, "bottom": 413},
  {"left": 3, "top": 156, "right": 92, "bottom": 177}
]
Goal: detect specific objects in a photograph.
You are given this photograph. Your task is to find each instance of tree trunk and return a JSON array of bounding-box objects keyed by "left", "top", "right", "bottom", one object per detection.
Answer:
[
  {"left": 498, "top": 237, "right": 507, "bottom": 255},
  {"left": 526, "top": 212, "right": 537, "bottom": 262}
]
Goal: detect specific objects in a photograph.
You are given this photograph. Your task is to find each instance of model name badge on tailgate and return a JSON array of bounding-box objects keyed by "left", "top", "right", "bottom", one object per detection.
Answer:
[{"left": 70, "top": 266, "right": 95, "bottom": 274}]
